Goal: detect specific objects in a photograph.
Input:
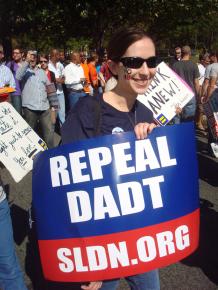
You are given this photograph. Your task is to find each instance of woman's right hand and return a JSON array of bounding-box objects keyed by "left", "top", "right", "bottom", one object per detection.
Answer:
[{"left": 134, "top": 122, "right": 156, "bottom": 140}]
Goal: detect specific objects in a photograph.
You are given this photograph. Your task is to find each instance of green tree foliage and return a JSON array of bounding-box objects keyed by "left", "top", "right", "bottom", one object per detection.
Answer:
[
  {"left": 0, "top": 0, "right": 217, "bottom": 55},
  {"left": 148, "top": 0, "right": 218, "bottom": 50}
]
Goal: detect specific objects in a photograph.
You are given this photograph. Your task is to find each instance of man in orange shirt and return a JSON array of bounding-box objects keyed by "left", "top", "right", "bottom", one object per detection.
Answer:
[
  {"left": 88, "top": 52, "right": 99, "bottom": 96},
  {"left": 80, "top": 52, "right": 91, "bottom": 94}
]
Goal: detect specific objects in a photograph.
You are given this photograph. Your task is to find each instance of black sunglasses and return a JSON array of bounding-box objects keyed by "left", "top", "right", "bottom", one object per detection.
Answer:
[{"left": 119, "top": 56, "right": 157, "bottom": 69}]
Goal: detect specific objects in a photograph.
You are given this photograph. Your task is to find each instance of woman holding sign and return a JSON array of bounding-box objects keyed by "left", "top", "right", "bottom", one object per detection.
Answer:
[{"left": 62, "top": 27, "right": 159, "bottom": 290}]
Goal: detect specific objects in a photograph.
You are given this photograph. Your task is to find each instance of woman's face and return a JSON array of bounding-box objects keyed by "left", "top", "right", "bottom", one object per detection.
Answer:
[
  {"left": 40, "top": 57, "right": 48, "bottom": 70},
  {"left": 111, "top": 37, "right": 156, "bottom": 95}
]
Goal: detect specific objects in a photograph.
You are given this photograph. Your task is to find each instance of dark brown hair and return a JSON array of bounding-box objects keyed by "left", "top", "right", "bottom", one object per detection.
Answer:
[
  {"left": 87, "top": 52, "right": 99, "bottom": 63},
  {"left": 107, "top": 27, "right": 151, "bottom": 62},
  {"left": 199, "top": 53, "right": 210, "bottom": 62},
  {"left": 38, "top": 53, "right": 49, "bottom": 64},
  {"left": 49, "top": 49, "right": 59, "bottom": 58},
  {"left": 39, "top": 53, "right": 49, "bottom": 60},
  {"left": 209, "top": 51, "right": 218, "bottom": 59},
  {"left": 0, "top": 44, "right": 3, "bottom": 52},
  {"left": 12, "top": 47, "right": 23, "bottom": 54}
]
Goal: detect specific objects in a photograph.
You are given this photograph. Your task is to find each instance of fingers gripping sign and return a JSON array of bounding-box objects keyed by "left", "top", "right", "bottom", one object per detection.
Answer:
[
  {"left": 134, "top": 122, "right": 156, "bottom": 140},
  {"left": 175, "top": 104, "right": 182, "bottom": 115}
]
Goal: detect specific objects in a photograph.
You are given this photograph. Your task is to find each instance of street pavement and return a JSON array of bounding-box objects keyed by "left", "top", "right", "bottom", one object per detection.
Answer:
[{"left": 1, "top": 129, "right": 218, "bottom": 290}]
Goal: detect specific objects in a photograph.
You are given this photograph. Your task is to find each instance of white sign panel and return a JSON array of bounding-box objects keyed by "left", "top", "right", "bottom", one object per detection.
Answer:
[
  {"left": 137, "top": 62, "right": 194, "bottom": 125},
  {"left": 0, "top": 102, "right": 47, "bottom": 182}
]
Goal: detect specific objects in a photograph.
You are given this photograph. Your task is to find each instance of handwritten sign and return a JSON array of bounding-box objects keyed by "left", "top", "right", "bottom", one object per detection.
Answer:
[
  {"left": 137, "top": 62, "right": 194, "bottom": 125},
  {"left": 0, "top": 102, "right": 47, "bottom": 182},
  {"left": 32, "top": 123, "right": 199, "bottom": 282}
]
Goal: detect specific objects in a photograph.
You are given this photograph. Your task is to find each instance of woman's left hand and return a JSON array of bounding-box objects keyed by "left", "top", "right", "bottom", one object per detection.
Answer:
[
  {"left": 81, "top": 281, "right": 103, "bottom": 290},
  {"left": 134, "top": 122, "right": 156, "bottom": 140},
  {"left": 175, "top": 105, "right": 182, "bottom": 115}
]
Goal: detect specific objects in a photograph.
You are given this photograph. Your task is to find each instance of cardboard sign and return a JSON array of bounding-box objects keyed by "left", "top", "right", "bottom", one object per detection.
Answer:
[
  {"left": 32, "top": 123, "right": 199, "bottom": 282},
  {"left": 0, "top": 102, "right": 47, "bottom": 182},
  {"left": 137, "top": 62, "right": 194, "bottom": 125}
]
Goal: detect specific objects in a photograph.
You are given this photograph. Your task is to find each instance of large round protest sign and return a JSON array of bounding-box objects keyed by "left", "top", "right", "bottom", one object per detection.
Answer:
[{"left": 32, "top": 122, "right": 199, "bottom": 282}]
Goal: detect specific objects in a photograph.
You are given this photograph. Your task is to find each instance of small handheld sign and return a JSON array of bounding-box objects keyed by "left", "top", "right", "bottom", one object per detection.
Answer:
[
  {"left": 137, "top": 62, "right": 194, "bottom": 125},
  {"left": 32, "top": 123, "right": 199, "bottom": 282}
]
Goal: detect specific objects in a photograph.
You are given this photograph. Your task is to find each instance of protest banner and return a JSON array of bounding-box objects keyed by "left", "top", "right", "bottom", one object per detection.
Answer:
[
  {"left": 137, "top": 62, "right": 194, "bottom": 125},
  {"left": 0, "top": 102, "right": 47, "bottom": 182},
  {"left": 32, "top": 123, "right": 199, "bottom": 282}
]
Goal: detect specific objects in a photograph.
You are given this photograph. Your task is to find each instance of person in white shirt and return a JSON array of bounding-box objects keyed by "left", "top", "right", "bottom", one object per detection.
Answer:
[
  {"left": 198, "top": 53, "right": 210, "bottom": 87},
  {"left": 201, "top": 52, "right": 218, "bottom": 101},
  {"left": 48, "top": 49, "right": 65, "bottom": 126},
  {"left": 64, "top": 51, "right": 86, "bottom": 109},
  {"left": 196, "top": 53, "right": 210, "bottom": 130}
]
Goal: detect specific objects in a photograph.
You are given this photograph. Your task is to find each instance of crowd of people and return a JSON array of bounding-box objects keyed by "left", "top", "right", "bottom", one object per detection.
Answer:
[
  {"left": 0, "top": 27, "right": 218, "bottom": 290},
  {"left": 169, "top": 46, "right": 218, "bottom": 154},
  {"left": 1, "top": 42, "right": 218, "bottom": 151},
  {"left": 0, "top": 46, "right": 116, "bottom": 150}
]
